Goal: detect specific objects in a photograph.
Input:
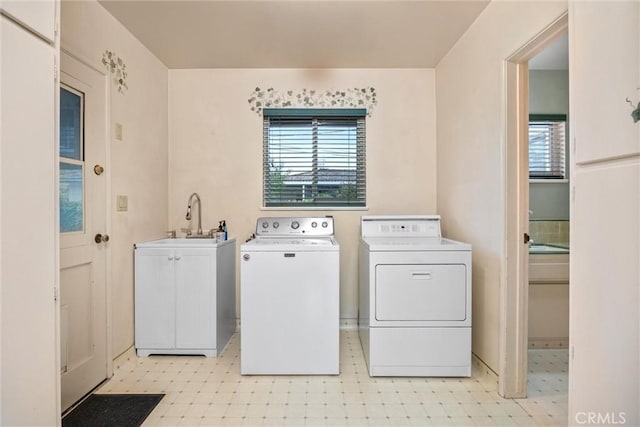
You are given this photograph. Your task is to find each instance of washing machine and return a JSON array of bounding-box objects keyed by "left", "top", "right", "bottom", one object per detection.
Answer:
[
  {"left": 241, "top": 216, "right": 340, "bottom": 375},
  {"left": 359, "top": 215, "right": 472, "bottom": 377}
]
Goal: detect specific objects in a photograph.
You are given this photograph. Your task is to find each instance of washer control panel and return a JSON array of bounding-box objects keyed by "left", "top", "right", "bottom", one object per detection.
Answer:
[{"left": 256, "top": 216, "right": 334, "bottom": 237}]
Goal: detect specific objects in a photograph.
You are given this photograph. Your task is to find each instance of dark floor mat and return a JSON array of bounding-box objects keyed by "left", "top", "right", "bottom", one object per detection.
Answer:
[{"left": 62, "top": 393, "right": 164, "bottom": 427}]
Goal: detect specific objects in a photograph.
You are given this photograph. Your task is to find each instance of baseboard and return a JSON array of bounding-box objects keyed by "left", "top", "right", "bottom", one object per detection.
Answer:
[
  {"left": 528, "top": 338, "right": 569, "bottom": 349},
  {"left": 112, "top": 345, "right": 137, "bottom": 373},
  {"left": 472, "top": 353, "right": 499, "bottom": 386},
  {"left": 235, "top": 317, "right": 359, "bottom": 331},
  {"left": 340, "top": 318, "right": 358, "bottom": 330}
]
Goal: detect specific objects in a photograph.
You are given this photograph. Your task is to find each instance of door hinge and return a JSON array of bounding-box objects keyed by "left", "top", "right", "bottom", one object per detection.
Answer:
[
  {"left": 523, "top": 233, "right": 530, "bottom": 244},
  {"left": 53, "top": 286, "right": 58, "bottom": 302},
  {"left": 54, "top": 62, "right": 58, "bottom": 80}
]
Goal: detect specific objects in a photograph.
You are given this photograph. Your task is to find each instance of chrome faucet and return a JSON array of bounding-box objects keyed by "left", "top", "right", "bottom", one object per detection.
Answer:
[{"left": 185, "top": 192, "right": 203, "bottom": 236}]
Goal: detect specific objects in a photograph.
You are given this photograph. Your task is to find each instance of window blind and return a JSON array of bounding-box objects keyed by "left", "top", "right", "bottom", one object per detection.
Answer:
[
  {"left": 529, "top": 115, "right": 566, "bottom": 179},
  {"left": 263, "top": 109, "right": 366, "bottom": 207}
]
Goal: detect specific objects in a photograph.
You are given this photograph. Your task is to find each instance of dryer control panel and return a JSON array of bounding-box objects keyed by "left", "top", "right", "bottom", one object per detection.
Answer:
[
  {"left": 255, "top": 216, "right": 334, "bottom": 237},
  {"left": 361, "top": 215, "right": 441, "bottom": 238}
]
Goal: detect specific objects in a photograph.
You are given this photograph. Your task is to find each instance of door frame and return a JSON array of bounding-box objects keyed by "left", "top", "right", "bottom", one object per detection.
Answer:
[
  {"left": 500, "top": 12, "right": 568, "bottom": 398},
  {"left": 59, "top": 46, "right": 113, "bottom": 395}
]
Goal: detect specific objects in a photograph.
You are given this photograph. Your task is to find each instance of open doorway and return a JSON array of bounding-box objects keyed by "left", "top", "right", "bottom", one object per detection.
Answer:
[
  {"left": 518, "top": 32, "right": 570, "bottom": 422},
  {"left": 501, "top": 12, "right": 568, "bottom": 404}
]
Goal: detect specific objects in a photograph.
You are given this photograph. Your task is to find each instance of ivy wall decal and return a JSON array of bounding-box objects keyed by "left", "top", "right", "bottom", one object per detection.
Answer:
[
  {"left": 248, "top": 87, "right": 377, "bottom": 117},
  {"left": 102, "top": 50, "right": 128, "bottom": 94}
]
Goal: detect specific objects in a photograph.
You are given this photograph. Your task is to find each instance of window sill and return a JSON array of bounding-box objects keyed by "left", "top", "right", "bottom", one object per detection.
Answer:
[
  {"left": 530, "top": 179, "right": 569, "bottom": 184},
  {"left": 261, "top": 206, "right": 369, "bottom": 211}
]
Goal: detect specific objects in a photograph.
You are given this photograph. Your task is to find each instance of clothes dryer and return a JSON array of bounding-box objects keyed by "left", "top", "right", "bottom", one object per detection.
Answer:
[{"left": 359, "top": 215, "right": 472, "bottom": 376}]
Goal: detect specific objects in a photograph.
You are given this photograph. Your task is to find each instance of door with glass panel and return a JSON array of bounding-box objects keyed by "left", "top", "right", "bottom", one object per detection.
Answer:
[{"left": 59, "top": 52, "right": 108, "bottom": 412}]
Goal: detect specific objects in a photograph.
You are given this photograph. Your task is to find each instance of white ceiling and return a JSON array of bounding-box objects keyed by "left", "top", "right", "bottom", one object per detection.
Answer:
[
  {"left": 529, "top": 33, "right": 568, "bottom": 70},
  {"left": 97, "top": 0, "right": 491, "bottom": 69}
]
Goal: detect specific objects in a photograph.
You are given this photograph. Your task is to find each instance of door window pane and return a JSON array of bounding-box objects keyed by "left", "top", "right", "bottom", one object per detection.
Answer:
[
  {"left": 60, "top": 162, "right": 84, "bottom": 233},
  {"left": 60, "top": 87, "right": 82, "bottom": 160},
  {"left": 59, "top": 85, "right": 85, "bottom": 234}
]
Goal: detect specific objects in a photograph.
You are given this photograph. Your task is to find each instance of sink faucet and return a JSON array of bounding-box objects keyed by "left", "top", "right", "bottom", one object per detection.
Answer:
[{"left": 185, "top": 192, "right": 203, "bottom": 236}]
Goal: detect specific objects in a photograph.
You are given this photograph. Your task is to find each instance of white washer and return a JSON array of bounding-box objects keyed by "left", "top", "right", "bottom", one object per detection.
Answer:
[
  {"left": 359, "top": 215, "right": 472, "bottom": 377},
  {"left": 241, "top": 216, "right": 340, "bottom": 375}
]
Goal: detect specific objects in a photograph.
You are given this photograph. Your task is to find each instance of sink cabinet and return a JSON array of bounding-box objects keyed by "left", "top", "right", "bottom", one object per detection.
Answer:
[{"left": 134, "top": 238, "right": 236, "bottom": 357}]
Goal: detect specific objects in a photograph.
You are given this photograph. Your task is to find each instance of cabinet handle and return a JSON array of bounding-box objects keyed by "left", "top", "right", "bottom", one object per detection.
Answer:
[
  {"left": 411, "top": 272, "right": 432, "bottom": 280},
  {"left": 175, "top": 255, "right": 182, "bottom": 260},
  {"left": 168, "top": 255, "right": 174, "bottom": 261}
]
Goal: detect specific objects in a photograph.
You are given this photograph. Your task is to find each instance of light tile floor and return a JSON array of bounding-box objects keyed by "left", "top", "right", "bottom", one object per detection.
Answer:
[
  {"left": 97, "top": 332, "right": 568, "bottom": 426},
  {"left": 516, "top": 349, "right": 569, "bottom": 426}
]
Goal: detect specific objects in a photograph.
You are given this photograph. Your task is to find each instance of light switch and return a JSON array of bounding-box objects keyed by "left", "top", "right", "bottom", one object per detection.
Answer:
[
  {"left": 114, "top": 122, "right": 123, "bottom": 141},
  {"left": 117, "top": 195, "right": 128, "bottom": 212}
]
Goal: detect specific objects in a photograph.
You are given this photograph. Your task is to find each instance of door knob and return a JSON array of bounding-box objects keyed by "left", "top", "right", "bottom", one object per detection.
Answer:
[
  {"left": 94, "top": 233, "right": 110, "bottom": 244},
  {"left": 94, "top": 165, "right": 105, "bottom": 175}
]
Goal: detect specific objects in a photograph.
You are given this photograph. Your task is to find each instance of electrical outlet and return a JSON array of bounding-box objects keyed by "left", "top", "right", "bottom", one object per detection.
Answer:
[{"left": 117, "top": 195, "right": 128, "bottom": 212}]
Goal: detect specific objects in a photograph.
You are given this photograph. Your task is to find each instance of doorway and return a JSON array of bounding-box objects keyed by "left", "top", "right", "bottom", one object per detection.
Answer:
[
  {"left": 59, "top": 51, "right": 110, "bottom": 412},
  {"left": 520, "top": 33, "right": 570, "bottom": 422},
  {"left": 501, "top": 12, "right": 568, "bottom": 399}
]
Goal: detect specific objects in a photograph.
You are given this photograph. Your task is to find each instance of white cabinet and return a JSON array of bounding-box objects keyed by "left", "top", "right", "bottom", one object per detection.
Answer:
[
  {"left": 134, "top": 238, "right": 236, "bottom": 357},
  {"left": 1, "top": 7, "right": 58, "bottom": 426},
  {"left": 0, "top": 0, "right": 56, "bottom": 43},
  {"left": 571, "top": 1, "right": 640, "bottom": 163}
]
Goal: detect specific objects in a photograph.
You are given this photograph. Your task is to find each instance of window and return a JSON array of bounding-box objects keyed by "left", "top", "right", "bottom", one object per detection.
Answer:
[
  {"left": 59, "top": 85, "right": 85, "bottom": 232},
  {"left": 529, "top": 114, "right": 566, "bottom": 179},
  {"left": 263, "top": 109, "right": 366, "bottom": 207}
]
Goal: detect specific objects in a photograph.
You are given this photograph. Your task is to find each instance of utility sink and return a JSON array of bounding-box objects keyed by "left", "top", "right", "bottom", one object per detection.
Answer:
[{"left": 135, "top": 237, "right": 234, "bottom": 248}]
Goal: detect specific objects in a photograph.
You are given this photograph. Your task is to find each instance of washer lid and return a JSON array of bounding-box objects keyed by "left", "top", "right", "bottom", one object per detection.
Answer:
[
  {"left": 362, "top": 236, "right": 471, "bottom": 251},
  {"left": 242, "top": 237, "right": 339, "bottom": 252}
]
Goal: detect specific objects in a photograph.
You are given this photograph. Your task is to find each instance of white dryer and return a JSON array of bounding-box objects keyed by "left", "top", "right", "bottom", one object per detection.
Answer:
[
  {"left": 241, "top": 216, "right": 340, "bottom": 375},
  {"left": 358, "top": 215, "right": 472, "bottom": 377}
]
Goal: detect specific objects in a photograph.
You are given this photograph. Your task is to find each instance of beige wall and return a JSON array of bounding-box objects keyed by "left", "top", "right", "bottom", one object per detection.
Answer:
[
  {"left": 168, "top": 69, "right": 437, "bottom": 320},
  {"left": 435, "top": 1, "right": 567, "bottom": 372},
  {"left": 61, "top": 0, "right": 169, "bottom": 357}
]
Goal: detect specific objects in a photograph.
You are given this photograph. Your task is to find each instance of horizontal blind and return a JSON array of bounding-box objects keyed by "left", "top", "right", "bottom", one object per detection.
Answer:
[
  {"left": 529, "top": 116, "right": 566, "bottom": 179},
  {"left": 263, "top": 110, "right": 366, "bottom": 207}
]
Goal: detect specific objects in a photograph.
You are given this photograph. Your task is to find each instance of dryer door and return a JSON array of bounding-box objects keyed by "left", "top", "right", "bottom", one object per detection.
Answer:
[{"left": 375, "top": 264, "right": 467, "bottom": 321}]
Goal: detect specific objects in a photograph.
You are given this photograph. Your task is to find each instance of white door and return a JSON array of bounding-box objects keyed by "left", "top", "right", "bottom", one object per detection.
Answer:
[
  {"left": 59, "top": 52, "right": 108, "bottom": 412},
  {"left": 1, "top": 14, "right": 58, "bottom": 425}
]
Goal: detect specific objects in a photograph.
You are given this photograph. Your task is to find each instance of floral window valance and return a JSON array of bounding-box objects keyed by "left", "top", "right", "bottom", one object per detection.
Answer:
[{"left": 248, "top": 87, "right": 377, "bottom": 117}]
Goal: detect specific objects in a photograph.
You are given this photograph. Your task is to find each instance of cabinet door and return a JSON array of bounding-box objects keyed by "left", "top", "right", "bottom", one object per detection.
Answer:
[
  {"left": 572, "top": 1, "right": 640, "bottom": 163},
  {"left": 0, "top": 0, "right": 56, "bottom": 43},
  {"left": 175, "top": 249, "right": 216, "bottom": 349},
  {"left": 134, "top": 249, "right": 175, "bottom": 349},
  {"left": 1, "top": 15, "right": 57, "bottom": 426}
]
